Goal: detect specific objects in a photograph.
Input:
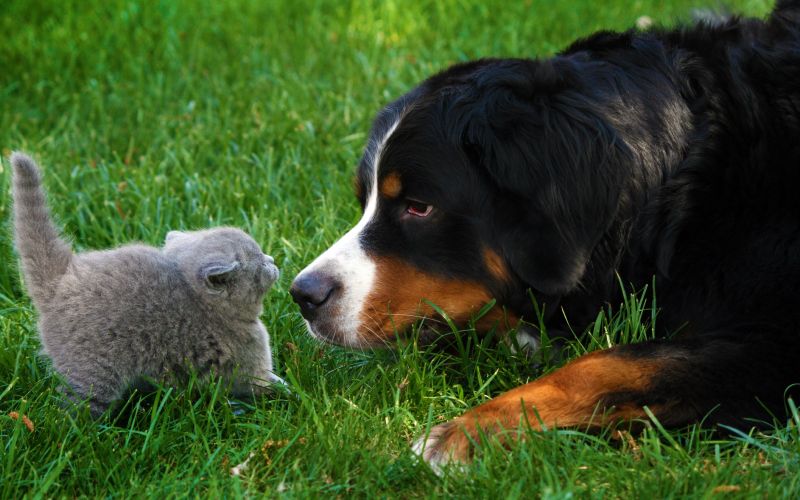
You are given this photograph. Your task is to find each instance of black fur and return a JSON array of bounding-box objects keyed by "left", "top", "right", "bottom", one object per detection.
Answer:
[{"left": 359, "top": 1, "right": 800, "bottom": 428}]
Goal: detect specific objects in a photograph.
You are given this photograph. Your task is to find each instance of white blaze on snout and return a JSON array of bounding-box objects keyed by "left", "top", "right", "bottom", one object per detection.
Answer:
[{"left": 295, "top": 118, "right": 401, "bottom": 346}]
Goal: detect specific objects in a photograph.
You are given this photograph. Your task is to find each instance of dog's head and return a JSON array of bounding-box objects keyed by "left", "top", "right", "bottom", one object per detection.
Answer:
[{"left": 291, "top": 54, "right": 685, "bottom": 348}]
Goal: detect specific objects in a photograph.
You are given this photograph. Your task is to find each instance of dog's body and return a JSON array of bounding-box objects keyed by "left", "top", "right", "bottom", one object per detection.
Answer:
[{"left": 292, "top": 1, "right": 800, "bottom": 466}]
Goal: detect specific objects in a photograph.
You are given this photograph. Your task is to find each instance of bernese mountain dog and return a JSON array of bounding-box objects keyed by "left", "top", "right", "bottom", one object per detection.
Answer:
[{"left": 291, "top": 1, "right": 800, "bottom": 468}]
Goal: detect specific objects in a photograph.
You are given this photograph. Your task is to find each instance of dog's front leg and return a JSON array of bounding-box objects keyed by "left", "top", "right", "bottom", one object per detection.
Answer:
[{"left": 412, "top": 347, "right": 678, "bottom": 470}]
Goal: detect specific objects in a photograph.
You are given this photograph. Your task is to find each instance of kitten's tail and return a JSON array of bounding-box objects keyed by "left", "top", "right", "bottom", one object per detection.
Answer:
[{"left": 11, "top": 152, "right": 73, "bottom": 305}]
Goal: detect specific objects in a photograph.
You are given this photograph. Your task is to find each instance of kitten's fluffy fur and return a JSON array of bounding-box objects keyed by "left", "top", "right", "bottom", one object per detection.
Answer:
[{"left": 11, "top": 152, "right": 283, "bottom": 416}]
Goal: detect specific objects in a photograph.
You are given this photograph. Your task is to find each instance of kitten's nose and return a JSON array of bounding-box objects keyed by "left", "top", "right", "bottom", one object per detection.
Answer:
[{"left": 290, "top": 272, "right": 339, "bottom": 318}]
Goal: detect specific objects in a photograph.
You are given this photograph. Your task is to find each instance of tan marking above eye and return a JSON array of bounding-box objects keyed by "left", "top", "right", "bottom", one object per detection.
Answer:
[
  {"left": 379, "top": 172, "right": 402, "bottom": 199},
  {"left": 483, "top": 248, "right": 511, "bottom": 283}
]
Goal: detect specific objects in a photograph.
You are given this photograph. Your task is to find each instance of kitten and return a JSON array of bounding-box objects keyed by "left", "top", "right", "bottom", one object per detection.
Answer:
[{"left": 11, "top": 152, "right": 284, "bottom": 416}]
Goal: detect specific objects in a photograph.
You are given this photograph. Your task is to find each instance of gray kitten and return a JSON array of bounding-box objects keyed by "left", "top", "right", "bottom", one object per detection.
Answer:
[{"left": 11, "top": 152, "right": 284, "bottom": 416}]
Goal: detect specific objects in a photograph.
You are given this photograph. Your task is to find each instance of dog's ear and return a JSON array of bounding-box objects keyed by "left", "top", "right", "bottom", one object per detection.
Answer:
[{"left": 461, "top": 59, "right": 628, "bottom": 295}]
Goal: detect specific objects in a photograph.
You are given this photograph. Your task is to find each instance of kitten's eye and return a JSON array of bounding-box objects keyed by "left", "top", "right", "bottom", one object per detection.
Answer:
[{"left": 405, "top": 199, "right": 433, "bottom": 217}]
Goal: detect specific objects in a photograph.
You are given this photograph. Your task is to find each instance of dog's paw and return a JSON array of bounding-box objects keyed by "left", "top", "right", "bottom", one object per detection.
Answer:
[{"left": 411, "top": 420, "right": 471, "bottom": 475}]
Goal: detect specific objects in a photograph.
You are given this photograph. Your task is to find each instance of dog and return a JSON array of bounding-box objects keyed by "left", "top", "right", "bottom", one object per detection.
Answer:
[{"left": 291, "top": 1, "right": 800, "bottom": 468}]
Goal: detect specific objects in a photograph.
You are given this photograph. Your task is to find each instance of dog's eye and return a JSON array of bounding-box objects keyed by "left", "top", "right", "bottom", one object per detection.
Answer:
[{"left": 405, "top": 200, "right": 433, "bottom": 217}]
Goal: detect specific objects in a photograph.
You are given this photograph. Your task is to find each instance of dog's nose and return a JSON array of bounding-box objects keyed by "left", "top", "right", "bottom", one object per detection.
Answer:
[{"left": 290, "top": 272, "right": 339, "bottom": 318}]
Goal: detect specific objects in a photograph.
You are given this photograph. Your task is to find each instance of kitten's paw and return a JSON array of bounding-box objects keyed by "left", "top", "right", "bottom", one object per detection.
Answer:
[
  {"left": 267, "top": 372, "right": 287, "bottom": 387},
  {"left": 228, "top": 399, "right": 251, "bottom": 416},
  {"left": 266, "top": 373, "right": 293, "bottom": 398},
  {"left": 246, "top": 372, "right": 291, "bottom": 398}
]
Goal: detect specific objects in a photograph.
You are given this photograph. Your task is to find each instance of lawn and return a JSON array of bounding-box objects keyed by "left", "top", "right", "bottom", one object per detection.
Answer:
[{"left": 2, "top": 0, "right": 798, "bottom": 497}]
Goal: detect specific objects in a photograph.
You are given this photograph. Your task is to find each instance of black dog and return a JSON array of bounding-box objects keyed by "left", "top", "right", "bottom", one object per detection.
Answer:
[{"left": 291, "top": 1, "right": 800, "bottom": 466}]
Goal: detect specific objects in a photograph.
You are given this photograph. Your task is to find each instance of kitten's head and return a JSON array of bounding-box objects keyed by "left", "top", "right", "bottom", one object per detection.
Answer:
[{"left": 163, "top": 227, "right": 279, "bottom": 319}]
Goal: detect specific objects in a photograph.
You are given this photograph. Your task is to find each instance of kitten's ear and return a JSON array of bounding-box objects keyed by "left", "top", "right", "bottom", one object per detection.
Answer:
[
  {"left": 201, "top": 261, "right": 240, "bottom": 291},
  {"left": 166, "top": 231, "right": 185, "bottom": 244}
]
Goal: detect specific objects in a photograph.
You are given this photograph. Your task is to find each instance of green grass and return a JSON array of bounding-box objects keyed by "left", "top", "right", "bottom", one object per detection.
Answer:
[{"left": 2, "top": 0, "right": 798, "bottom": 497}]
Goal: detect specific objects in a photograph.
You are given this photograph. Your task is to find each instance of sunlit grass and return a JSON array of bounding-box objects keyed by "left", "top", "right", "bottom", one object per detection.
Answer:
[{"left": 3, "top": 0, "right": 797, "bottom": 496}]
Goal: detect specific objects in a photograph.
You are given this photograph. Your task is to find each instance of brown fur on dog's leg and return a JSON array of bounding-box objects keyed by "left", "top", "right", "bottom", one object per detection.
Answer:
[{"left": 412, "top": 347, "right": 679, "bottom": 470}]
